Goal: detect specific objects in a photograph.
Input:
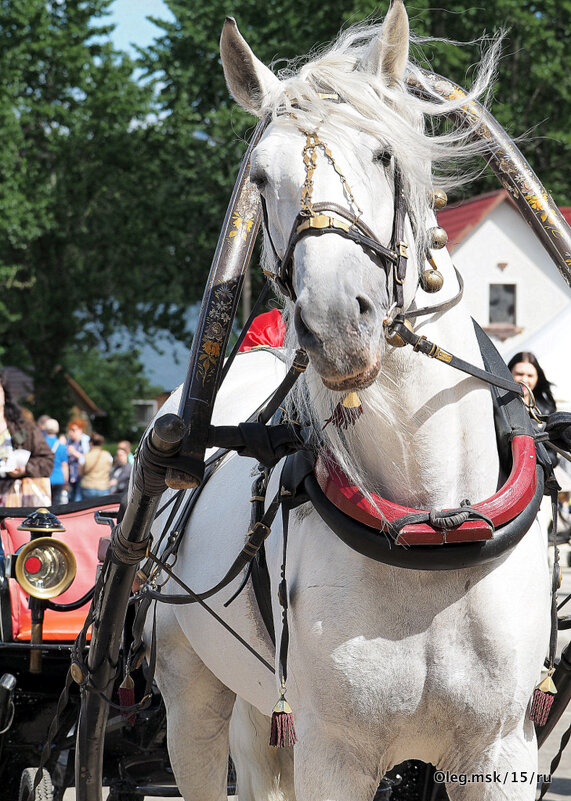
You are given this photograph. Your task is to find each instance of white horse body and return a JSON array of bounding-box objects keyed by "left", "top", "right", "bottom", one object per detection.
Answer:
[{"left": 147, "top": 5, "right": 551, "bottom": 799}]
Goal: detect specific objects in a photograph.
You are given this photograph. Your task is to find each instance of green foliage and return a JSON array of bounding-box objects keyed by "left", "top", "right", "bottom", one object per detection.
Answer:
[
  {"left": 0, "top": 0, "right": 567, "bottom": 434},
  {"left": 161, "top": 0, "right": 568, "bottom": 200},
  {"left": 63, "top": 347, "right": 163, "bottom": 440},
  {"left": 0, "top": 0, "right": 185, "bottom": 417}
]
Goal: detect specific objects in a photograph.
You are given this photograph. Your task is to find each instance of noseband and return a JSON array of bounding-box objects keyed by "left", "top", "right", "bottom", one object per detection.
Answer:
[{"left": 260, "top": 130, "right": 410, "bottom": 308}]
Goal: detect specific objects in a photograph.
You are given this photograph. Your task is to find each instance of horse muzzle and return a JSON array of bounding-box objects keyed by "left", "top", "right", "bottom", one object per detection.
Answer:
[
  {"left": 294, "top": 299, "right": 384, "bottom": 391},
  {"left": 321, "top": 357, "right": 382, "bottom": 391}
]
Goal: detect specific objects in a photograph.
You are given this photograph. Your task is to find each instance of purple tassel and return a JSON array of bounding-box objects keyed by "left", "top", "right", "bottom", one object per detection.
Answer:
[
  {"left": 269, "top": 696, "right": 297, "bottom": 748},
  {"left": 530, "top": 674, "right": 557, "bottom": 726},
  {"left": 323, "top": 392, "right": 363, "bottom": 430},
  {"left": 118, "top": 674, "right": 137, "bottom": 726}
]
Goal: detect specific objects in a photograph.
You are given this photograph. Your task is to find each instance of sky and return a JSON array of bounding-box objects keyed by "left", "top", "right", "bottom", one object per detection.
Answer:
[
  {"left": 107, "top": 0, "right": 173, "bottom": 56},
  {"left": 107, "top": 0, "right": 192, "bottom": 392}
]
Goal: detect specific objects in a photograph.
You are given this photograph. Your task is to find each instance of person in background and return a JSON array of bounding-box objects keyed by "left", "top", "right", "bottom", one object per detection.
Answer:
[
  {"left": 109, "top": 443, "right": 132, "bottom": 495},
  {"left": 43, "top": 418, "right": 69, "bottom": 505},
  {"left": 0, "top": 373, "right": 54, "bottom": 506},
  {"left": 36, "top": 415, "right": 50, "bottom": 433},
  {"left": 80, "top": 432, "right": 112, "bottom": 498},
  {"left": 67, "top": 420, "right": 88, "bottom": 502},
  {"left": 508, "top": 351, "right": 556, "bottom": 416},
  {"left": 509, "top": 352, "right": 560, "bottom": 543},
  {"left": 117, "top": 439, "right": 134, "bottom": 465}
]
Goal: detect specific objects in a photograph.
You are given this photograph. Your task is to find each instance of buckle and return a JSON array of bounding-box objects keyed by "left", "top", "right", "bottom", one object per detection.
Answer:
[{"left": 397, "top": 241, "right": 409, "bottom": 258}]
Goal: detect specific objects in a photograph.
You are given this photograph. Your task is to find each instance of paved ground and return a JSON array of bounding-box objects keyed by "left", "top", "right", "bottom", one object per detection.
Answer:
[{"left": 62, "top": 545, "right": 571, "bottom": 801}]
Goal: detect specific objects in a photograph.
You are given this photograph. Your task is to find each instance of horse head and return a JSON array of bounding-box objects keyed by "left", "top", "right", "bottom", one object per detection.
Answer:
[{"left": 220, "top": 1, "right": 424, "bottom": 392}]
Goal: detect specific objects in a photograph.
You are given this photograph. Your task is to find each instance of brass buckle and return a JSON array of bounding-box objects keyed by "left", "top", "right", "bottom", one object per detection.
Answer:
[
  {"left": 397, "top": 241, "right": 409, "bottom": 258},
  {"left": 297, "top": 214, "right": 350, "bottom": 234}
]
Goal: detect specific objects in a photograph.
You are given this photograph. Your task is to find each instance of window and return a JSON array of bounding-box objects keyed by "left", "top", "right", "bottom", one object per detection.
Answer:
[
  {"left": 489, "top": 284, "right": 516, "bottom": 324},
  {"left": 132, "top": 399, "right": 158, "bottom": 427}
]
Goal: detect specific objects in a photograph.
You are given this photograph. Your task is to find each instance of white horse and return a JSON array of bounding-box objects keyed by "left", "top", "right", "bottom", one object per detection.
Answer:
[{"left": 147, "top": 3, "right": 551, "bottom": 799}]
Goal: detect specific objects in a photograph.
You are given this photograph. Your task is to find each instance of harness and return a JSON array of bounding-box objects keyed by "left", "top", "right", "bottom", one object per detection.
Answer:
[{"left": 261, "top": 130, "right": 409, "bottom": 308}]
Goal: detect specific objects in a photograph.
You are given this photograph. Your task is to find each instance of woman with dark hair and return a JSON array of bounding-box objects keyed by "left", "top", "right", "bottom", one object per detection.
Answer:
[
  {"left": 508, "top": 351, "right": 557, "bottom": 416},
  {"left": 0, "top": 373, "right": 54, "bottom": 506}
]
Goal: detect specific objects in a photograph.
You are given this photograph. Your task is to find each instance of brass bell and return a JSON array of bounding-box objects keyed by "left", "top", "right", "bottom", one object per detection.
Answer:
[
  {"left": 420, "top": 268, "right": 444, "bottom": 293},
  {"left": 429, "top": 226, "right": 448, "bottom": 249},
  {"left": 431, "top": 189, "right": 448, "bottom": 210}
]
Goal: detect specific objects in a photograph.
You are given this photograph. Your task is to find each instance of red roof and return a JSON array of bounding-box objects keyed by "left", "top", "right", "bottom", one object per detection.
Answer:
[{"left": 437, "top": 189, "right": 571, "bottom": 252}]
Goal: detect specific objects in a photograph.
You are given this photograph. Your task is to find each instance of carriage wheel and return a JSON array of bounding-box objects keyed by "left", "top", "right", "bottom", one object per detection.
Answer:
[{"left": 18, "top": 768, "right": 54, "bottom": 801}]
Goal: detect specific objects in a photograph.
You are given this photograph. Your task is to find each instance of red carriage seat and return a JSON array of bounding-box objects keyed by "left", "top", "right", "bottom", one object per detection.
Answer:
[{"left": 0, "top": 501, "right": 119, "bottom": 641}]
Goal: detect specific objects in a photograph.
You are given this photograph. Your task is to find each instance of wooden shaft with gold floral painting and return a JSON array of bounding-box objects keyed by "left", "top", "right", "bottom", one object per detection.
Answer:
[
  {"left": 166, "top": 119, "right": 267, "bottom": 489},
  {"left": 406, "top": 70, "right": 571, "bottom": 287}
]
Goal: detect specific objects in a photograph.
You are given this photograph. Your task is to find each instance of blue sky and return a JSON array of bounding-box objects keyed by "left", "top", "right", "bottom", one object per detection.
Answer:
[
  {"left": 106, "top": 1, "right": 193, "bottom": 391},
  {"left": 107, "top": 0, "right": 173, "bottom": 55}
]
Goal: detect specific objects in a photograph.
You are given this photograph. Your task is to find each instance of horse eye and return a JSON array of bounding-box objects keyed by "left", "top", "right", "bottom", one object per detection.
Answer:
[{"left": 373, "top": 150, "right": 392, "bottom": 167}]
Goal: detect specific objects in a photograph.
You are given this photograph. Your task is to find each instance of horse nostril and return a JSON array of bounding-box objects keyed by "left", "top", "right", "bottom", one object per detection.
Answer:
[
  {"left": 356, "top": 295, "right": 374, "bottom": 318},
  {"left": 294, "top": 304, "right": 322, "bottom": 349}
]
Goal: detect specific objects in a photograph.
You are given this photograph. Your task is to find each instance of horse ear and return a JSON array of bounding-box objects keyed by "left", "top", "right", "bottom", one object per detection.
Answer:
[
  {"left": 358, "top": 0, "right": 409, "bottom": 85},
  {"left": 220, "top": 17, "right": 281, "bottom": 116}
]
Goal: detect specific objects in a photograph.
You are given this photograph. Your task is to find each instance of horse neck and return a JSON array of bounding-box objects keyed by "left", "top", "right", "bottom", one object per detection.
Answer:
[{"left": 332, "top": 296, "right": 500, "bottom": 511}]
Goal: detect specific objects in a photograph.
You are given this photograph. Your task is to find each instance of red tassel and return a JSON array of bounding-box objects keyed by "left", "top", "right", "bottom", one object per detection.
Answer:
[
  {"left": 530, "top": 688, "right": 554, "bottom": 726},
  {"left": 323, "top": 392, "right": 363, "bottom": 430},
  {"left": 118, "top": 674, "right": 137, "bottom": 726},
  {"left": 530, "top": 673, "right": 557, "bottom": 726},
  {"left": 269, "top": 697, "right": 297, "bottom": 748}
]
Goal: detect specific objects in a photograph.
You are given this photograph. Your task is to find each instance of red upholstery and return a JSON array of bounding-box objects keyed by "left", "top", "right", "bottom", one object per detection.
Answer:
[
  {"left": 0, "top": 502, "right": 119, "bottom": 641},
  {"left": 238, "top": 309, "right": 286, "bottom": 351}
]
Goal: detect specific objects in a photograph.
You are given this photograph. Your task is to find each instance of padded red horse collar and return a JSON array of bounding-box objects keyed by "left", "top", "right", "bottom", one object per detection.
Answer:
[{"left": 315, "top": 435, "right": 537, "bottom": 545}]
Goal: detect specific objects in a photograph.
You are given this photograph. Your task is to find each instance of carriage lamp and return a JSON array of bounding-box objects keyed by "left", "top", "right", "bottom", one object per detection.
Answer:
[
  {"left": 14, "top": 536, "right": 77, "bottom": 600},
  {"left": 17, "top": 507, "right": 65, "bottom": 535},
  {"left": 13, "top": 509, "right": 76, "bottom": 673}
]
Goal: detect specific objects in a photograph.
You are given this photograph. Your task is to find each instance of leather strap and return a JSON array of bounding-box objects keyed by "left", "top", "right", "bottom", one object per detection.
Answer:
[{"left": 388, "top": 315, "right": 525, "bottom": 397}]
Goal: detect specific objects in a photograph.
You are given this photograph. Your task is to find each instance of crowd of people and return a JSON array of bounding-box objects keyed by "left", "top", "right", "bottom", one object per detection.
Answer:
[
  {"left": 0, "top": 371, "right": 133, "bottom": 508},
  {"left": 0, "top": 353, "right": 569, "bottom": 510}
]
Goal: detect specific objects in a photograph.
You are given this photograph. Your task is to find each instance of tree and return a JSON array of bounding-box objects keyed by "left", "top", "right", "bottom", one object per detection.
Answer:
[
  {"left": 0, "top": 1, "right": 566, "bottom": 427},
  {"left": 380, "top": 0, "right": 570, "bottom": 202},
  {"left": 138, "top": 0, "right": 356, "bottom": 320},
  {"left": 64, "top": 346, "right": 163, "bottom": 441},
  {"left": 0, "top": 0, "right": 188, "bottom": 418},
  {"left": 143, "top": 0, "right": 569, "bottom": 262}
]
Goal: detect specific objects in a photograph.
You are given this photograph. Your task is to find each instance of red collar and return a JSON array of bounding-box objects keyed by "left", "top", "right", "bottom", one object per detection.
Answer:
[{"left": 315, "top": 435, "right": 537, "bottom": 545}]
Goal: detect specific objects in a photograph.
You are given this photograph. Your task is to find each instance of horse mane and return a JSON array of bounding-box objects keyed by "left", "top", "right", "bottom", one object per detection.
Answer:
[
  {"left": 260, "top": 21, "right": 502, "bottom": 503},
  {"left": 260, "top": 21, "right": 501, "bottom": 268}
]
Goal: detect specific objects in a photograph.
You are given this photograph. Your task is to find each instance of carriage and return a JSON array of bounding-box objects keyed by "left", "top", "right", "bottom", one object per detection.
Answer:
[{"left": 13, "top": 2, "right": 571, "bottom": 800}]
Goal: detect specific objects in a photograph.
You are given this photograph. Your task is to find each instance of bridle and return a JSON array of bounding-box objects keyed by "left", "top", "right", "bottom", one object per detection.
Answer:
[{"left": 260, "top": 129, "right": 410, "bottom": 309}]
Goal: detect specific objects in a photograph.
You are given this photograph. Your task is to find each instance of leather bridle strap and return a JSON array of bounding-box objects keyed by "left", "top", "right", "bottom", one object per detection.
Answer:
[
  {"left": 261, "top": 156, "right": 409, "bottom": 307},
  {"left": 387, "top": 314, "right": 525, "bottom": 397}
]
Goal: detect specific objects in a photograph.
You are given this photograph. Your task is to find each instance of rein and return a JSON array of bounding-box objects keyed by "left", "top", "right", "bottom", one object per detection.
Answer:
[{"left": 385, "top": 313, "right": 526, "bottom": 397}]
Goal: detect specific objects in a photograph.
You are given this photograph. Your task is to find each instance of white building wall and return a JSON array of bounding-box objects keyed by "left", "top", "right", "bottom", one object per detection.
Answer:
[
  {"left": 448, "top": 201, "right": 571, "bottom": 408},
  {"left": 451, "top": 202, "right": 571, "bottom": 344}
]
